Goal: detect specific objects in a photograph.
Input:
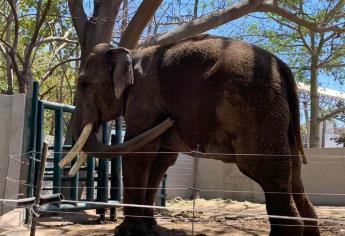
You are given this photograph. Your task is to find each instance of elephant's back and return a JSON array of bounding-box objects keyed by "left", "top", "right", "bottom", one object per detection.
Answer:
[{"left": 155, "top": 35, "right": 291, "bottom": 150}]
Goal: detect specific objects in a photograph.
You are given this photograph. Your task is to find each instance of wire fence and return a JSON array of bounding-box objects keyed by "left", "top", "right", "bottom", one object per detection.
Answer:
[{"left": 2, "top": 149, "right": 345, "bottom": 235}]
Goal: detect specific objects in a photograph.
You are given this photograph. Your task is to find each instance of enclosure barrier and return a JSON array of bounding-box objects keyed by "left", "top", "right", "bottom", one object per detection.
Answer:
[
  {"left": 25, "top": 82, "right": 119, "bottom": 221},
  {"left": 4, "top": 147, "right": 345, "bottom": 235}
]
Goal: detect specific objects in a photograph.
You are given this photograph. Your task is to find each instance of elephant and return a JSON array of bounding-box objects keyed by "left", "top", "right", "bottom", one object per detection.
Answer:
[{"left": 60, "top": 34, "right": 320, "bottom": 236}]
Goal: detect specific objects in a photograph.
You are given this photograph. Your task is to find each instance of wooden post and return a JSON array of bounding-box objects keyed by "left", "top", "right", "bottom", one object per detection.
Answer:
[{"left": 30, "top": 141, "right": 48, "bottom": 236}]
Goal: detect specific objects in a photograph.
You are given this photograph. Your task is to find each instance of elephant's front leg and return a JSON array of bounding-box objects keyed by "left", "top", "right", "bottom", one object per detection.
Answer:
[
  {"left": 114, "top": 142, "right": 160, "bottom": 236},
  {"left": 143, "top": 150, "right": 178, "bottom": 230}
]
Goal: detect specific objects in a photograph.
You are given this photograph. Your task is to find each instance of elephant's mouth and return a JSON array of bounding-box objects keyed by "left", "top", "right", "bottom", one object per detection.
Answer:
[{"left": 58, "top": 118, "right": 175, "bottom": 176}]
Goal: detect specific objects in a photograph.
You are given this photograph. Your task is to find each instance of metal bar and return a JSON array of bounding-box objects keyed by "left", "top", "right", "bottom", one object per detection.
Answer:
[
  {"left": 53, "top": 108, "right": 63, "bottom": 194},
  {"left": 86, "top": 155, "right": 95, "bottom": 201},
  {"left": 41, "top": 100, "right": 75, "bottom": 113},
  {"left": 30, "top": 141, "right": 48, "bottom": 236},
  {"left": 15, "top": 194, "right": 63, "bottom": 207},
  {"left": 27, "top": 81, "right": 39, "bottom": 199},
  {"left": 70, "top": 139, "right": 78, "bottom": 200},
  {"left": 48, "top": 145, "right": 72, "bottom": 150},
  {"left": 44, "top": 167, "right": 87, "bottom": 172},
  {"left": 39, "top": 200, "right": 120, "bottom": 212},
  {"left": 110, "top": 118, "right": 123, "bottom": 221},
  {"left": 96, "top": 122, "right": 110, "bottom": 221},
  {"left": 44, "top": 176, "right": 102, "bottom": 182},
  {"left": 33, "top": 101, "right": 44, "bottom": 195}
]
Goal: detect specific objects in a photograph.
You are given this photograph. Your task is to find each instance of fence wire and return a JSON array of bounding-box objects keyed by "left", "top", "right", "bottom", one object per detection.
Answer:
[{"left": 2, "top": 150, "right": 345, "bottom": 234}]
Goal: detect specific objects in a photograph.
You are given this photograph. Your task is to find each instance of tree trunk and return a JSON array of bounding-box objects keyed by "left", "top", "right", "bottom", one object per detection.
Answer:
[
  {"left": 309, "top": 54, "right": 320, "bottom": 148},
  {"left": 5, "top": 0, "right": 16, "bottom": 94},
  {"left": 6, "top": 24, "right": 14, "bottom": 94},
  {"left": 303, "top": 101, "right": 310, "bottom": 147}
]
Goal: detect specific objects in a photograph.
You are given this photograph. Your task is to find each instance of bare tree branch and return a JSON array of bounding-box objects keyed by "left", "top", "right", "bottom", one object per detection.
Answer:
[
  {"left": 319, "top": 107, "right": 345, "bottom": 122},
  {"left": 5, "top": 0, "right": 21, "bottom": 80},
  {"left": 257, "top": 2, "right": 345, "bottom": 34},
  {"left": 324, "top": 0, "right": 345, "bottom": 24},
  {"left": 119, "top": 0, "right": 162, "bottom": 49},
  {"left": 67, "top": 0, "right": 87, "bottom": 44},
  {"left": 146, "top": 0, "right": 266, "bottom": 46},
  {"left": 35, "top": 36, "right": 78, "bottom": 46},
  {"left": 145, "top": 0, "right": 345, "bottom": 47},
  {"left": 40, "top": 57, "right": 80, "bottom": 83},
  {"left": 23, "top": 0, "right": 52, "bottom": 70}
]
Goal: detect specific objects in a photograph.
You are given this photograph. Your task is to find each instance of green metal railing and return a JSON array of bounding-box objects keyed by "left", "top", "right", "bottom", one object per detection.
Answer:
[{"left": 26, "top": 81, "right": 166, "bottom": 220}]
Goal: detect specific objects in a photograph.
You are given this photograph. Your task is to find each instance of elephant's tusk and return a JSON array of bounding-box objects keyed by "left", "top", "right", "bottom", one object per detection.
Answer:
[
  {"left": 82, "top": 118, "right": 175, "bottom": 159},
  {"left": 68, "top": 152, "right": 88, "bottom": 177},
  {"left": 59, "top": 123, "right": 93, "bottom": 169}
]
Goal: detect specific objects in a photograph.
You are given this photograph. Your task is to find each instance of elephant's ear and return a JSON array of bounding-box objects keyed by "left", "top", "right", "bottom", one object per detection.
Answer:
[{"left": 109, "top": 47, "right": 134, "bottom": 99}]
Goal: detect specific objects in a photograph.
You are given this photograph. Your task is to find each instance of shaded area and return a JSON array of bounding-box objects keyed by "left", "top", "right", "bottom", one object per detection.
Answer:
[{"left": 1, "top": 200, "right": 344, "bottom": 235}]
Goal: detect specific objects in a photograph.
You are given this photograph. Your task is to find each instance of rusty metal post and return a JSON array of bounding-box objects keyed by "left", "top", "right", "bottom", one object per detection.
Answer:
[{"left": 30, "top": 141, "right": 48, "bottom": 236}]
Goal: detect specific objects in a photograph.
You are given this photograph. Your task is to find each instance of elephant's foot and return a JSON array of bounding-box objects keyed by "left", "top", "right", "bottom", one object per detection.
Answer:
[
  {"left": 144, "top": 217, "right": 158, "bottom": 231},
  {"left": 114, "top": 219, "right": 148, "bottom": 236},
  {"left": 303, "top": 225, "right": 320, "bottom": 236}
]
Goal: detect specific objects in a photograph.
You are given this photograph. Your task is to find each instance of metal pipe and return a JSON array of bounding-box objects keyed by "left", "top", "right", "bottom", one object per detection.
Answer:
[
  {"left": 33, "top": 101, "right": 44, "bottom": 195},
  {"left": 70, "top": 138, "right": 79, "bottom": 200},
  {"left": 30, "top": 142, "right": 48, "bottom": 236},
  {"left": 53, "top": 108, "right": 63, "bottom": 194},
  {"left": 96, "top": 122, "right": 110, "bottom": 221},
  {"left": 86, "top": 154, "right": 95, "bottom": 201},
  {"left": 110, "top": 122, "right": 123, "bottom": 221},
  {"left": 16, "top": 193, "right": 64, "bottom": 207},
  {"left": 41, "top": 100, "right": 75, "bottom": 113},
  {"left": 27, "top": 81, "right": 39, "bottom": 199}
]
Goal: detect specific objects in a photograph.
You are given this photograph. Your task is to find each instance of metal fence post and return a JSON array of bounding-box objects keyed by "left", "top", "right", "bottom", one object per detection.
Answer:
[
  {"left": 27, "top": 81, "right": 39, "bottom": 198},
  {"left": 97, "top": 122, "right": 110, "bottom": 221},
  {"left": 86, "top": 155, "right": 95, "bottom": 201},
  {"left": 30, "top": 142, "right": 48, "bottom": 236},
  {"left": 33, "top": 101, "right": 44, "bottom": 195},
  {"left": 53, "top": 108, "right": 63, "bottom": 194},
  {"left": 110, "top": 118, "right": 123, "bottom": 221},
  {"left": 70, "top": 137, "right": 79, "bottom": 200}
]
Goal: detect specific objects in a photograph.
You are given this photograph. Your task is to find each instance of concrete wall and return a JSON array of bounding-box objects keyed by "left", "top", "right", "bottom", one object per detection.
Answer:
[
  {"left": 166, "top": 148, "right": 345, "bottom": 205},
  {"left": 0, "top": 94, "right": 26, "bottom": 215}
]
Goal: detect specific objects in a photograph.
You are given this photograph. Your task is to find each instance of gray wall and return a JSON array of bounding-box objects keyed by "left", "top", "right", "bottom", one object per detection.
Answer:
[
  {"left": 166, "top": 148, "right": 345, "bottom": 205},
  {"left": 0, "top": 94, "right": 26, "bottom": 215}
]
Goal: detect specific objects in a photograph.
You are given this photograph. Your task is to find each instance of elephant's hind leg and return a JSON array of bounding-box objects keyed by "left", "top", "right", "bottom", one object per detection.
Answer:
[
  {"left": 237, "top": 156, "right": 304, "bottom": 236},
  {"left": 262, "top": 178, "right": 303, "bottom": 236},
  {"left": 292, "top": 156, "right": 320, "bottom": 236}
]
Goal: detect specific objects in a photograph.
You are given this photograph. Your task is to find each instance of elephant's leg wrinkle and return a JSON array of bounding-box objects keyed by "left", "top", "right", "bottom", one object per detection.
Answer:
[
  {"left": 292, "top": 157, "right": 320, "bottom": 236},
  {"left": 143, "top": 150, "right": 178, "bottom": 230}
]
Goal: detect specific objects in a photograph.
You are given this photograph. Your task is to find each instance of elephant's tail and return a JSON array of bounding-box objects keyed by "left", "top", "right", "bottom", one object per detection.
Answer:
[{"left": 280, "top": 61, "right": 307, "bottom": 164}]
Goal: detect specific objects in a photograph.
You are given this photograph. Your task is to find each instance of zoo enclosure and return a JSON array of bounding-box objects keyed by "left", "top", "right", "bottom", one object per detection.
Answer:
[
  {"left": 1, "top": 86, "right": 345, "bottom": 234},
  {"left": 25, "top": 81, "right": 167, "bottom": 220}
]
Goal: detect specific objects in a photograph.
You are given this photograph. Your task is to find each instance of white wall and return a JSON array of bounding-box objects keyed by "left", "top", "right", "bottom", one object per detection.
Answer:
[
  {"left": 166, "top": 148, "right": 345, "bottom": 205},
  {"left": 0, "top": 94, "right": 26, "bottom": 215}
]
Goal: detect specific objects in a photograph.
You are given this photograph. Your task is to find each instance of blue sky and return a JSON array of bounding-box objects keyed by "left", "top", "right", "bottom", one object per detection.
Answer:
[{"left": 82, "top": 0, "right": 345, "bottom": 93}]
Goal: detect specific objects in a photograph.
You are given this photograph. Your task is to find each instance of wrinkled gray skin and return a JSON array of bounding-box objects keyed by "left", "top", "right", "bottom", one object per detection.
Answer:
[{"left": 73, "top": 35, "right": 320, "bottom": 236}]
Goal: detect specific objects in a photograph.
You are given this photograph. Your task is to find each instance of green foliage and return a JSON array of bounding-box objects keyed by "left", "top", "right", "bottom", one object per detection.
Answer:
[
  {"left": 0, "top": 0, "right": 77, "bottom": 133},
  {"left": 242, "top": 1, "right": 345, "bottom": 86}
]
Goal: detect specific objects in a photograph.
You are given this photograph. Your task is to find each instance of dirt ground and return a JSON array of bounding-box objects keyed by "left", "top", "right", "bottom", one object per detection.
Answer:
[{"left": 28, "top": 198, "right": 345, "bottom": 236}]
